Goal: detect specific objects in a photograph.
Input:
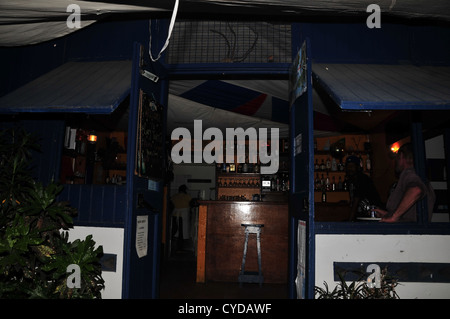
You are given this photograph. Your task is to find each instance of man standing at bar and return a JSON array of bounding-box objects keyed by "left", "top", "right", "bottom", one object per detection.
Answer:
[
  {"left": 374, "top": 143, "right": 435, "bottom": 223},
  {"left": 171, "top": 184, "right": 193, "bottom": 250}
]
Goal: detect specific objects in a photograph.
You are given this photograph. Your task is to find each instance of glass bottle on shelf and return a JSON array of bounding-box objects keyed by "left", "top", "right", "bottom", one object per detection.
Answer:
[
  {"left": 339, "top": 159, "right": 345, "bottom": 171},
  {"left": 326, "top": 157, "right": 331, "bottom": 171},
  {"left": 331, "top": 158, "right": 337, "bottom": 171},
  {"left": 366, "top": 154, "right": 371, "bottom": 171},
  {"left": 320, "top": 159, "right": 326, "bottom": 171},
  {"left": 343, "top": 177, "right": 348, "bottom": 191},
  {"left": 321, "top": 189, "right": 327, "bottom": 202}
]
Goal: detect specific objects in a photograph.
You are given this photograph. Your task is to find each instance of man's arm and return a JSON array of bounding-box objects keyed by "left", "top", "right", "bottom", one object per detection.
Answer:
[
  {"left": 348, "top": 196, "right": 360, "bottom": 221},
  {"left": 379, "top": 186, "right": 423, "bottom": 223}
]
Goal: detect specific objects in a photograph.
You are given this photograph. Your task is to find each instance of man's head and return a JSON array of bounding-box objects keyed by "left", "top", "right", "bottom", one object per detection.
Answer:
[
  {"left": 395, "top": 142, "right": 415, "bottom": 173},
  {"left": 178, "top": 184, "right": 187, "bottom": 194},
  {"left": 345, "top": 155, "right": 361, "bottom": 177}
]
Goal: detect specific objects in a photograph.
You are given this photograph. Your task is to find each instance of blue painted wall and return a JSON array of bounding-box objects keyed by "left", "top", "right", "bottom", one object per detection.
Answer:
[{"left": 295, "top": 22, "right": 450, "bottom": 65}]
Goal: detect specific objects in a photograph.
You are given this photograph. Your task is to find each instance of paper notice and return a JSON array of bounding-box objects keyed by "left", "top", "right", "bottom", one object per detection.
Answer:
[{"left": 136, "top": 215, "right": 148, "bottom": 258}]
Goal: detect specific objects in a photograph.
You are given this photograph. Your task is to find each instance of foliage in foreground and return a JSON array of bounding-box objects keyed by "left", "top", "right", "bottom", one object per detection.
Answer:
[
  {"left": 315, "top": 267, "right": 400, "bottom": 299},
  {"left": 0, "top": 129, "right": 104, "bottom": 298}
]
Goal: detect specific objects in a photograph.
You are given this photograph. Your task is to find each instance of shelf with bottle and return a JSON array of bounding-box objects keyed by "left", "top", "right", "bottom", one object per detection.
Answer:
[
  {"left": 314, "top": 152, "right": 373, "bottom": 177},
  {"left": 216, "top": 172, "right": 261, "bottom": 201},
  {"left": 216, "top": 162, "right": 262, "bottom": 174},
  {"left": 313, "top": 171, "right": 350, "bottom": 203},
  {"left": 217, "top": 174, "right": 261, "bottom": 188},
  {"left": 260, "top": 173, "right": 290, "bottom": 193},
  {"left": 314, "top": 172, "right": 347, "bottom": 193},
  {"left": 314, "top": 189, "right": 350, "bottom": 203}
]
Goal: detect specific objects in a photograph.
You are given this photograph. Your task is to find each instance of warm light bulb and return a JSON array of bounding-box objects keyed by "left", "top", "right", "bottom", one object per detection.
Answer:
[
  {"left": 390, "top": 143, "right": 400, "bottom": 153},
  {"left": 88, "top": 134, "right": 97, "bottom": 143}
]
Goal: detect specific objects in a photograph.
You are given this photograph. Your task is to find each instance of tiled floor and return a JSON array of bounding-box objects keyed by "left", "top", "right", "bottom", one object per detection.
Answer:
[{"left": 158, "top": 241, "right": 288, "bottom": 299}]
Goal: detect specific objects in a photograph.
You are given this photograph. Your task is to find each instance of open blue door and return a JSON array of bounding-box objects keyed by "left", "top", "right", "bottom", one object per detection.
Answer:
[
  {"left": 122, "top": 42, "right": 168, "bottom": 298},
  {"left": 288, "top": 39, "right": 315, "bottom": 299}
]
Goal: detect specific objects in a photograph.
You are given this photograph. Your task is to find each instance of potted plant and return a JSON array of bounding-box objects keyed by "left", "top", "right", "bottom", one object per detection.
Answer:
[
  {"left": 315, "top": 267, "right": 400, "bottom": 299},
  {"left": 0, "top": 128, "right": 105, "bottom": 298}
]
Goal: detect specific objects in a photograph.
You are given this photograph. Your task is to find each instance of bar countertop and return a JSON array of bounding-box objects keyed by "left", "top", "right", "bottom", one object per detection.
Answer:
[
  {"left": 196, "top": 200, "right": 288, "bottom": 284},
  {"left": 198, "top": 200, "right": 288, "bottom": 205}
]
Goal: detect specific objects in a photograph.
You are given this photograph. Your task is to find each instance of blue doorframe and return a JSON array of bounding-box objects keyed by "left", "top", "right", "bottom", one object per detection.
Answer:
[
  {"left": 138, "top": 19, "right": 298, "bottom": 299},
  {"left": 122, "top": 41, "right": 168, "bottom": 298},
  {"left": 288, "top": 39, "right": 315, "bottom": 299}
]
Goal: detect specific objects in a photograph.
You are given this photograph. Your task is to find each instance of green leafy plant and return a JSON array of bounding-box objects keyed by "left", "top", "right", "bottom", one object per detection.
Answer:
[
  {"left": 315, "top": 267, "right": 400, "bottom": 299},
  {"left": 0, "top": 128, "right": 105, "bottom": 298}
]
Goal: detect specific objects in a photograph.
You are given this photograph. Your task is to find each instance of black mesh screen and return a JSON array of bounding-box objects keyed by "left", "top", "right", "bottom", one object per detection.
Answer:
[{"left": 166, "top": 20, "right": 292, "bottom": 64}]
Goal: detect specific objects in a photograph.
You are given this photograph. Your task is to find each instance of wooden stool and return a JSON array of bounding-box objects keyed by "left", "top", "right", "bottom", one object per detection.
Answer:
[{"left": 238, "top": 223, "right": 264, "bottom": 286}]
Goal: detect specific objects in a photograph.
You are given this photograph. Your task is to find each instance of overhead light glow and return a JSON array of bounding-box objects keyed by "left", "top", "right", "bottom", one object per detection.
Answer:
[
  {"left": 88, "top": 133, "right": 97, "bottom": 143},
  {"left": 390, "top": 143, "right": 400, "bottom": 153}
]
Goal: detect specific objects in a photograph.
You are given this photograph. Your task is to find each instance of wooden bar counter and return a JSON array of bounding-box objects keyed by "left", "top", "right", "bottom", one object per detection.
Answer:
[{"left": 196, "top": 200, "right": 288, "bottom": 284}]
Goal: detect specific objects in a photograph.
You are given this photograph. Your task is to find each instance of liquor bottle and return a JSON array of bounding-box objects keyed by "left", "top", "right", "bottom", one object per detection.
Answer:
[
  {"left": 326, "top": 157, "right": 331, "bottom": 171},
  {"left": 339, "top": 159, "right": 345, "bottom": 171},
  {"left": 343, "top": 177, "right": 348, "bottom": 191},
  {"left": 321, "top": 189, "right": 327, "bottom": 202},
  {"left": 331, "top": 157, "right": 337, "bottom": 171},
  {"left": 366, "top": 154, "right": 371, "bottom": 171}
]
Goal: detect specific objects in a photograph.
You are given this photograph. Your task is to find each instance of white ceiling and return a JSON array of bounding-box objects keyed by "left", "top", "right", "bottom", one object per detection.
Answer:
[{"left": 1, "top": 0, "right": 449, "bottom": 46}]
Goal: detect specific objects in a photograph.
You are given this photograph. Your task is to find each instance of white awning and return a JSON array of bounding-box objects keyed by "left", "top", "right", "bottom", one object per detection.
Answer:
[
  {"left": 1, "top": 1, "right": 449, "bottom": 47},
  {"left": 312, "top": 64, "right": 450, "bottom": 110},
  {"left": 0, "top": 60, "right": 132, "bottom": 114}
]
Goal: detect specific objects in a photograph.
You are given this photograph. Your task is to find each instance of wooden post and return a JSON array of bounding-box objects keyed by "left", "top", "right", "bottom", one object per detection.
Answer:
[{"left": 196, "top": 204, "right": 207, "bottom": 283}]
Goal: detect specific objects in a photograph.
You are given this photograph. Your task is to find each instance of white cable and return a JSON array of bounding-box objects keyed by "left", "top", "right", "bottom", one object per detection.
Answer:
[{"left": 149, "top": 0, "right": 179, "bottom": 62}]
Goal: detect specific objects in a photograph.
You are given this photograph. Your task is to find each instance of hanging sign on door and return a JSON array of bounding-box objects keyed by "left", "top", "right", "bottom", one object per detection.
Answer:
[{"left": 136, "top": 215, "right": 148, "bottom": 258}]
